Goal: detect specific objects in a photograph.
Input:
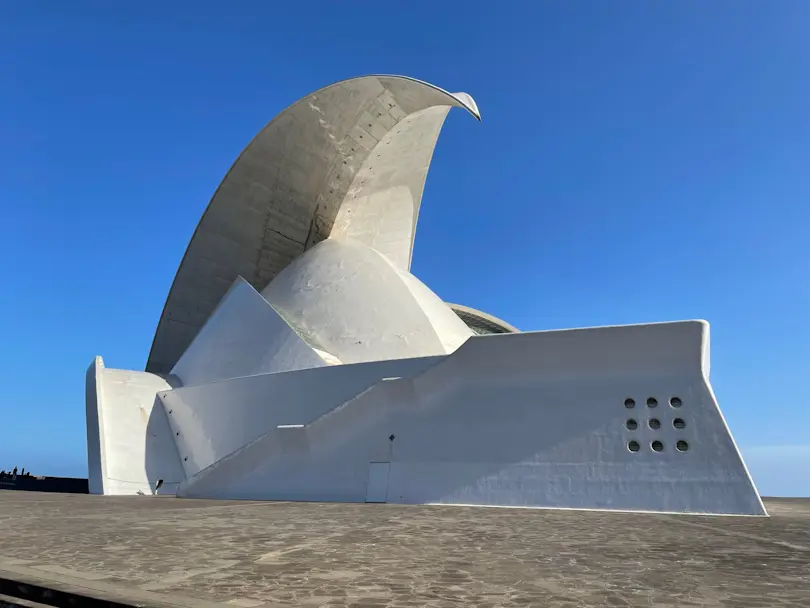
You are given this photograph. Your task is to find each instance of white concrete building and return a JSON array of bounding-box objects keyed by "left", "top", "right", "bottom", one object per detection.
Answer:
[{"left": 86, "top": 75, "right": 766, "bottom": 515}]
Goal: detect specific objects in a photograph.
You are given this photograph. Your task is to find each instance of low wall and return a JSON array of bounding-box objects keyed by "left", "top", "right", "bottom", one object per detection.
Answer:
[{"left": 0, "top": 476, "right": 89, "bottom": 494}]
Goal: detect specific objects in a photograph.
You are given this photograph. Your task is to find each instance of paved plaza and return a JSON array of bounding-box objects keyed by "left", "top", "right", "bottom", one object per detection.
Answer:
[{"left": 0, "top": 492, "right": 808, "bottom": 607}]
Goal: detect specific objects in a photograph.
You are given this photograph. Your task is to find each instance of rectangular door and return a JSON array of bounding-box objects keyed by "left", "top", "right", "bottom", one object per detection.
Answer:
[{"left": 365, "top": 462, "right": 390, "bottom": 503}]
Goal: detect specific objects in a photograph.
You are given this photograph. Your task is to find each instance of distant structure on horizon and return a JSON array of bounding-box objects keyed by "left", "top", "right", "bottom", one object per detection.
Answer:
[{"left": 85, "top": 75, "right": 765, "bottom": 516}]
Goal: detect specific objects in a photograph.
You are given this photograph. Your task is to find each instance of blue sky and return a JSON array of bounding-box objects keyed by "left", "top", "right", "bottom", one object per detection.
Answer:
[{"left": 0, "top": 2, "right": 807, "bottom": 496}]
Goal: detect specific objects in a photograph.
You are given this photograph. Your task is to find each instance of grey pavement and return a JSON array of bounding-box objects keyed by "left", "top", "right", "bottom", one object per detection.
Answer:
[{"left": 0, "top": 492, "right": 808, "bottom": 607}]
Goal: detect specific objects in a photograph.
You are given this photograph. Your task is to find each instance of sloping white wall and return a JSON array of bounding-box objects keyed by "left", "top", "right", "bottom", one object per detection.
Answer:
[
  {"left": 159, "top": 356, "right": 443, "bottom": 477},
  {"left": 170, "top": 277, "right": 330, "bottom": 386},
  {"left": 177, "top": 321, "right": 765, "bottom": 515},
  {"left": 86, "top": 358, "right": 185, "bottom": 495},
  {"left": 261, "top": 238, "right": 472, "bottom": 364}
]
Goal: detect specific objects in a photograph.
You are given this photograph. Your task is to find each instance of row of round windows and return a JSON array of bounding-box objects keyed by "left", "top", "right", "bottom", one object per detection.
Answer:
[
  {"left": 625, "top": 396, "right": 682, "bottom": 409},
  {"left": 629, "top": 439, "right": 689, "bottom": 452},
  {"left": 626, "top": 417, "right": 685, "bottom": 430}
]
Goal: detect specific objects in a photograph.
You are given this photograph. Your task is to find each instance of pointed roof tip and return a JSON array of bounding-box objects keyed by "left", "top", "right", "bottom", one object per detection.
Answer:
[
  {"left": 339, "top": 75, "right": 482, "bottom": 121},
  {"left": 450, "top": 91, "right": 481, "bottom": 121}
]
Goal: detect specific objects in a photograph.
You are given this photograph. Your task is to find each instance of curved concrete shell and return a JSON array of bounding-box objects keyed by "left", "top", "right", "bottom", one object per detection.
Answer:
[
  {"left": 147, "top": 76, "right": 480, "bottom": 374},
  {"left": 261, "top": 239, "right": 473, "bottom": 365}
]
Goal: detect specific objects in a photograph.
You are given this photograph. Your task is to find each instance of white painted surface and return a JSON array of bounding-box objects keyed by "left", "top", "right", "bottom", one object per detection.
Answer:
[
  {"left": 384, "top": 258, "right": 474, "bottom": 352},
  {"left": 170, "top": 276, "right": 330, "bottom": 386},
  {"left": 331, "top": 105, "right": 452, "bottom": 269},
  {"left": 178, "top": 321, "right": 765, "bottom": 515},
  {"left": 88, "top": 363, "right": 185, "bottom": 495},
  {"left": 85, "top": 74, "right": 764, "bottom": 516},
  {"left": 261, "top": 238, "right": 472, "bottom": 364},
  {"left": 85, "top": 356, "right": 107, "bottom": 495},
  {"left": 365, "top": 463, "right": 390, "bottom": 503},
  {"left": 147, "top": 75, "right": 479, "bottom": 374},
  {"left": 159, "top": 356, "right": 443, "bottom": 477}
]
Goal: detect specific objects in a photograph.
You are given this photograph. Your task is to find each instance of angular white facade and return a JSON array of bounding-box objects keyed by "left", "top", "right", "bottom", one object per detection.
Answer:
[{"left": 86, "top": 75, "right": 766, "bottom": 515}]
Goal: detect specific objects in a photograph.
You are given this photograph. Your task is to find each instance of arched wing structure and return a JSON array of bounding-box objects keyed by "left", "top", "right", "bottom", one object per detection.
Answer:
[{"left": 147, "top": 76, "right": 479, "bottom": 374}]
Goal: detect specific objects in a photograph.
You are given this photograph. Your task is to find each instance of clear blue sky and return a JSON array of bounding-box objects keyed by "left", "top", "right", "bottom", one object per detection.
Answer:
[{"left": 0, "top": 2, "right": 807, "bottom": 495}]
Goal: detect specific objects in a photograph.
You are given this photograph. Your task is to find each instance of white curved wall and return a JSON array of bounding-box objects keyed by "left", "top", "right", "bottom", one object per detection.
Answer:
[
  {"left": 384, "top": 257, "right": 473, "bottom": 352},
  {"left": 331, "top": 105, "right": 453, "bottom": 269},
  {"left": 261, "top": 238, "right": 472, "bottom": 364},
  {"left": 86, "top": 358, "right": 185, "bottom": 495}
]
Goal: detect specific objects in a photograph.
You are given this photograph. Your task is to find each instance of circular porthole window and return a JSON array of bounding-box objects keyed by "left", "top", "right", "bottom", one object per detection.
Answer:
[
  {"left": 628, "top": 440, "right": 641, "bottom": 452},
  {"left": 670, "top": 396, "right": 682, "bottom": 408},
  {"left": 626, "top": 419, "right": 638, "bottom": 430},
  {"left": 647, "top": 397, "right": 658, "bottom": 408},
  {"left": 648, "top": 418, "right": 661, "bottom": 430},
  {"left": 673, "top": 418, "right": 686, "bottom": 429},
  {"left": 651, "top": 440, "right": 664, "bottom": 452},
  {"left": 624, "top": 398, "right": 636, "bottom": 408},
  {"left": 676, "top": 440, "right": 689, "bottom": 452}
]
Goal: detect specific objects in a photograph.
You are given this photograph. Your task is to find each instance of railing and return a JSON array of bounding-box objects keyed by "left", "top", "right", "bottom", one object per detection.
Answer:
[{"left": 0, "top": 575, "right": 136, "bottom": 607}]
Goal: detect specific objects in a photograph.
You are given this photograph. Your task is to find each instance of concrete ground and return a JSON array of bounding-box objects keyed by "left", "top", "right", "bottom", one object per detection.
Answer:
[{"left": 0, "top": 492, "right": 807, "bottom": 608}]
